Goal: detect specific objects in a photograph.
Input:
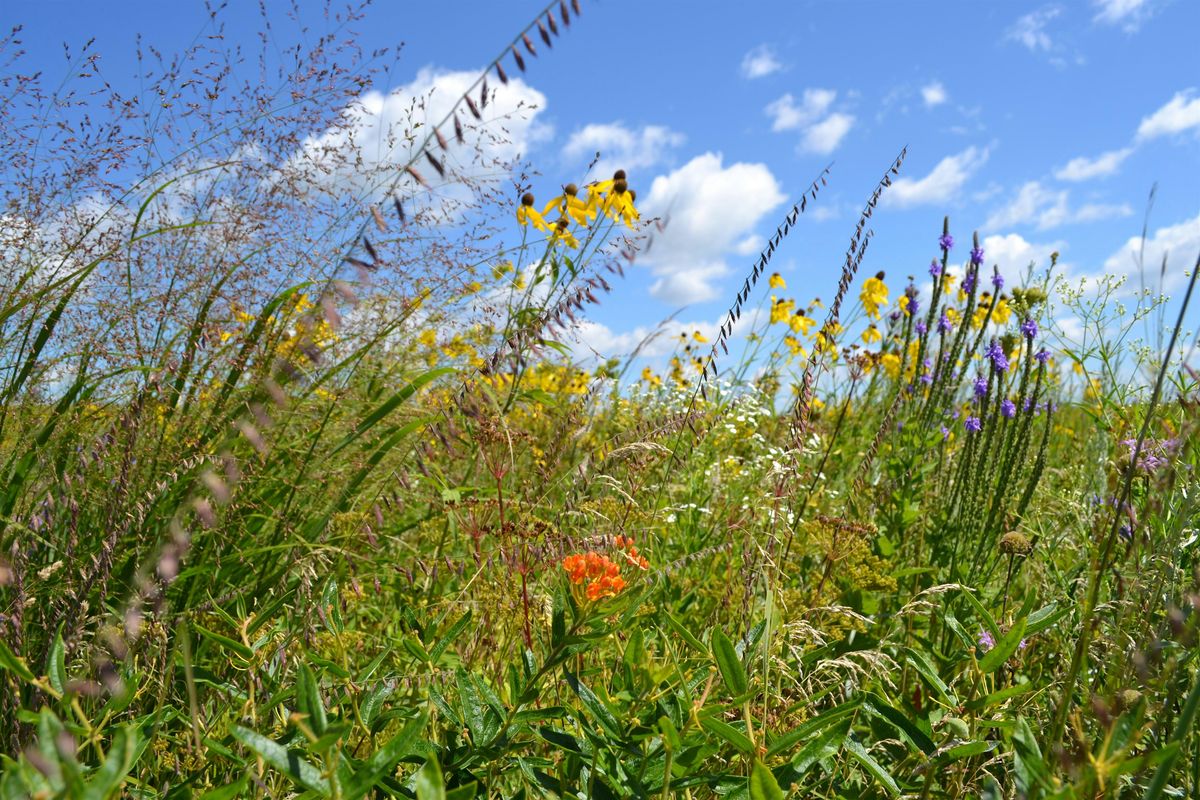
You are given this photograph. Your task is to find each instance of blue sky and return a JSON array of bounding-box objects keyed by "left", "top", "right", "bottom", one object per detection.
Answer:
[{"left": 7, "top": 0, "right": 1200, "bottom": 371}]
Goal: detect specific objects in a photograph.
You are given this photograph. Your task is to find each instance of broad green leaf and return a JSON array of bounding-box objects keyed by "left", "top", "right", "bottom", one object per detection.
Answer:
[
  {"left": 661, "top": 611, "right": 708, "bottom": 655},
  {"left": 564, "top": 670, "right": 622, "bottom": 740},
  {"left": 766, "top": 698, "right": 861, "bottom": 758},
  {"left": 345, "top": 714, "right": 426, "bottom": 800},
  {"left": 192, "top": 625, "right": 253, "bottom": 661},
  {"left": 0, "top": 638, "right": 35, "bottom": 683},
  {"left": 296, "top": 664, "right": 328, "bottom": 736},
  {"left": 231, "top": 726, "right": 330, "bottom": 796},
  {"left": 82, "top": 726, "right": 142, "bottom": 800},
  {"left": 415, "top": 758, "right": 445, "bottom": 800},
  {"left": 46, "top": 629, "right": 66, "bottom": 695},
  {"left": 428, "top": 610, "right": 472, "bottom": 663},
  {"left": 711, "top": 627, "right": 749, "bottom": 698},
  {"left": 904, "top": 648, "right": 957, "bottom": 707},
  {"left": 792, "top": 718, "right": 850, "bottom": 773},
  {"left": 865, "top": 694, "right": 935, "bottom": 755},
  {"left": 845, "top": 739, "right": 900, "bottom": 797},
  {"left": 977, "top": 618, "right": 1026, "bottom": 673},
  {"left": 700, "top": 714, "right": 755, "bottom": 755},
  {"left": 748, "top": 760, "right": 785, "bottom": 800}
]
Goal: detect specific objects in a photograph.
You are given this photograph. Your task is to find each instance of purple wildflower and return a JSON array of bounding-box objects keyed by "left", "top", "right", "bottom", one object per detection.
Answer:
[
  {"left": 929, "top": 259, "right": 942, "bottom": 277},
  {"left": 991, "top": 268, "right": 1003, "bottom": 289},
  {"left": 1023, "top": 396, "right": 1035, "bottom": 412},
  {"left": 965, "top": 416, "right": 982, "bottom": 433},
  {"left": 937, "top": 313, "right": 952, "bottom": 334},
  {"left": 920, "top": 373, "right": 933, "bottom": 385},
  {"left": 1021, "top": 318, "right": 1038, "bottom": 339},
  {"left": 939, "top": 232, "right": 955, "bottom": 251},
  {"left": 978, "top": 629, "right": 995, "bottom": 652},
  {"left": 940, "top": 424, "right": 950, "bottom": 441},
  {"left": 1001, "top": 398, "right": 1017, "bottom": 418},
  {"left": 1035, "top": 348, "right": 1050, "bottom": 365},
  {"left": 963, "top": 270, "right": 977, "bottom": 294},
  {"left": 971, "top": 246, "right": 985, "bottom": 266},
  {"left": 907, "top": 297, "right": 921, "bottom": 316},
  {"left": 973, "top": 376, "right": 989, "bottom": 398},
  {"left": 915, "top": 320, "right": 928, "bottom": 335},
  {"left": 985, "top": 340, "right": 1009, "bottom": 373}
]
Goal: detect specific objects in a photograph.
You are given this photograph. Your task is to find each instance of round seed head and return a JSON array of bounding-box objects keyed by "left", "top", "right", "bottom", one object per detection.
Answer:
[
  {"left": 564, "top": 183, "right": 578, "bottom": 196},
  {"left": 999, "top": 531, "right": 1032, "bottom": 556},
  {"left": 521, "top": 192, "right": 535, "bottom": 206},
  {"left": 613, "top": 169, "right": 626, "bottom": 181},
  {"left": 613, "top": 179, "right": 628, "bottom": 194}
]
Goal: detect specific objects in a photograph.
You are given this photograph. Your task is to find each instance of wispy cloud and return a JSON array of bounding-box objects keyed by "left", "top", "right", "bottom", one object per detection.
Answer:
[
  {"left": 921, "top": 81, "right": 948, "bottom": 108},
  {"left": 801, "top": 113, "right": 854, "bottom": 155},
  {"left": 1092, "top": 0, "right": 1158, "bottom": 31},
  {"left": 883, "top": 146, "right": 989, "bottom": 208},
  {"left": 1053, "top": 147, "right": 1134, "bottom": 181},
  {"left": 1101, "top": 210, "right": 1200, "bottom": 291},
  {"left": 561, "top": 122, "right": 684, "bottom": 179},
  {"left": 765, "top": 89, "right": 854, "bottom": 155},
  {"left": 985, "top": 181, "right": 1132, "bottom": 230},
  {"left": 1136, "top": 89, "right": 1200, "bottom": 139},
  {"left": 740, "top": 44, "right": 783, "bottom": 79},
  {"left": 1006, "top": 6, "right": 1062, "bottom": 52}
]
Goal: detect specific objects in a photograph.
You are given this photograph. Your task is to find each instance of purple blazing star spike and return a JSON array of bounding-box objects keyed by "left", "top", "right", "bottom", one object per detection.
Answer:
[
  {"left": 1021, "top": 318, "right": 1038, "bottom": 339},
  {"left": 937, "top": 313, "right": 952, "bottom": 334},
  {"left": 971, "top": 246, "right": 985, "bottom": 266},
  {"left": 978, "top": 628, "right": 995, "bottom": 652},
  {"left": 965, "top": 416, "right": 982, "bottom": 433},
  {"left": 973, "top": 376, "right": 988, "bottom": 398},
  {"left": 929, "top": 259, "right": 942, "bottom": 278},
  {"left": 939, "top": 232, "right": 955, "bottom": 251},
  {"left": 908, "top": 298, "right": 920, "bottom": 315},
  {"left": 915, "top": 320, "right": 928, "bottom": 335},
  {"left": 991, "top": 269, "right": 1004, "bottom": 289},
  {"left": 1035, "top": 348, "right": 1050, "bottom": 365},
  {"left": 1001, "top": 398, "right": 1017, "bottom": 418},
  {"left": 963, "top": 270, "right": 977, "bottom": 294},
  {"left": 985, "top": 339, "right": 1009, "bottom": 373}
]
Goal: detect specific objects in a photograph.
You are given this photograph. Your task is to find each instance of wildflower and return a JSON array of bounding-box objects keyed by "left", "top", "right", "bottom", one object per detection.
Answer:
[
  {"left": 862, "top": 324, "right": 881, "bottom": 345},
  {"left": 970, "top": 246, "right": 985, "bottom": 266},
  {"left": 770, "top": 296, "right": 796, "bottom": 324},
  {"left": 990, "top": 296, "right": 1012, "bottom": 325},
  {"left": 937, "top": 313, "right": 952, "bottom": 334},
  {"left": 1001, "top": 398, "right": 1017, "bottom": 418},
  {"left": 965, "top": 416, "right": 982, "bottom": 433},
  {"left": 940, "top": 425, "right": 950, "bottom": 441},
  {"left": 692, "top": 330, "right": 709, "bottom": 343},
  {"left": 973, "top": 376, "right": 988, "bottom": 399},
  {"left": 915, "top": 320, "right": 928, "bottom": 335},
  {"left": 769, "top": 272, "right": 786, "bottom": 289},
  {"left": 641, "top": 367, "right": 661, "bottom": 388},
  {"left": 977, "top": 629, "right": 995, "bottom": 653},
  {"left": 790, "top": 312, "right": 816, "bottom": 335},
  {"left": 999, "top": 531, "right": 1033, "bottom": 555},
  {"left": 990, "top": 267, "right": 1003, "bottom": 288},
  {"left": 929, "top": 259, "right": 942, "bottom": 278},
  {"left": 542, "top": 183, "right": 592, "bottom": 226},
  {"left": 860, "top": 273, "right": 890, "bottom": 320},
  {"left": 939, "top": 232, "right": 955, "bottom": 251},
  {"left": 1021, "top": 318, "right": 1038, "bottom": 339},
  {"left": 962, "top": 269, "right": 977, "bottom": 294},
  {"left": 1035, "top": 348, "right": 1051, "bottom": 365},
  {"left": 985, "top": 339, "right": 1009, "bottom": 373},
  {"left": 517, "top": 192, "right": 552, "bottom": 232},
  {"left": 881, "top": 353, "right": 901, "bottom": 378},
  {"left": 550, "top": 218, "right": 580, "bottom": 248}
]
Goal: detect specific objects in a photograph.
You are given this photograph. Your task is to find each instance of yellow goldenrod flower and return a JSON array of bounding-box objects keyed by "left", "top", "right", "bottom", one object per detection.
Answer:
[
  {"left": 769, "top": 272, "right": 786, "bottom": 289},
  {"left": 860, "top": 275, "right": 889, "bottom": 320}
]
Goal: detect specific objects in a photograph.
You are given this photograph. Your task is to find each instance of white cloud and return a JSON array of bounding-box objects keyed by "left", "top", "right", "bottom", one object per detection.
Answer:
[
  {"left": 765, "top": 89, "right": 837, "bottom": 132},
  {"left": 275, "top": 67, "right": 550, "bottom": 212},
  {"left": 1092, "top": 0, "right": 1157, "bottom": 30},
  {"left": 883, "top": 146, "right": 989, "bottom": 208},
  {"left": 640, "top": 153, "right": 785, "bottom": 305},
  {"left": 572, "top": 318, "right": 721, "bottom": 361},
  {"left": 1006, "top": 6, "right": 1062, "bottom": 52},
  {"left": 1137, "top": 90, "right": 1200, "bottom": 140},
  {"left": 981, "top": 233, "right": 1065, "bottom": 276},
  {"left": 801, "top": 113, "right": 855, "bottom": 155},
  {"left": 561, "top": 122, "right": 684, "bottom": 180},
  {"left": 741, "top": 45, "right": 783, "bottom": 79},
  {"left": 921, "top": 81, "right": 948, "bottom": 108},
  {"left": 1054, "top": 147, "right": 1134, "bottom": 181},
  {"left": 985, "top": 181, "right": 1133, "bottom": 230},
  {"left": 1101, "top": 210, "right": 1200, "bottom": 291}
]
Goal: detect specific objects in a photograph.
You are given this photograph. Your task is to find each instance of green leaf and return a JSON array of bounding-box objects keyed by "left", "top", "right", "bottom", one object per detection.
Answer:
[
  {"left": 766, "top": 698, "right": 861, "bottom": 758},
  {"left": 415, "top": 758, "right": 445, "bottom": 800},
  {"left": 564, "top": 670, "right": 622, "bottom": 740},
  {"left": 748, "top": 760, "right": 785, "bottom": 800},
  {"left": 1024, "top": 603, "right": 1067, "bottom": 636},
  {"left": 46, "top": 629, "right": 66, "bottom": 696},
  {"left": 699, "top": 714, "right": 754, "bottom": 755},
  {"left": 197, "top": 780, "right": 249, "bottom": 800},
  {"left": 711, "top": 627, "right": 748, "bottom": 698},
  {"left": 428, "top": 610, "right": 472, "bottom": 663},
  {"left": 957, "top": 589, "right": 999, "bottom": 640},
  {"left": 977, "top": 618, "right": 1026, "bottom": 673},
  {"left": 940, "top": 740, "right": 993, "bottom": 761},
  {"left": 865, "top": 694, "right": 935, "bottom": 755},
  {"left": 791, "top": 718, "right": 850, "bottom": 773},
  {"left": 345, "top": 714, "right": 426, "bottom": 800},
  {"left": 456, "top": 669, "right": 497, "bottom": 746},
  {"left": 964, "top": 679, "right": 1036, "bottom": 711},
  {"left": 192, "top": 625, "right": 253, "bottom": 661},
  {"left": 845, "top": 739, "right": 900, "bottom": 797},
  {"left": 661, "top": 611, "right": 708, "bottom": 655},
  {"left": 0, "top": 637, "right": 36, "bottom": 683},
  {"left": 296, "top": 664, "right": 328, "bottom": 736},
  {"left": 904, "top": 648, "right": 957, "bottom": 707},
  {"left": 328, "top": 368, "right": 453, "bottom": 457},
  {"left": 231, "top": 725, "right": 330, "bottom": 796},
  {"left": 82, "top": 726, "right": 142, "bottom": 800}
]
